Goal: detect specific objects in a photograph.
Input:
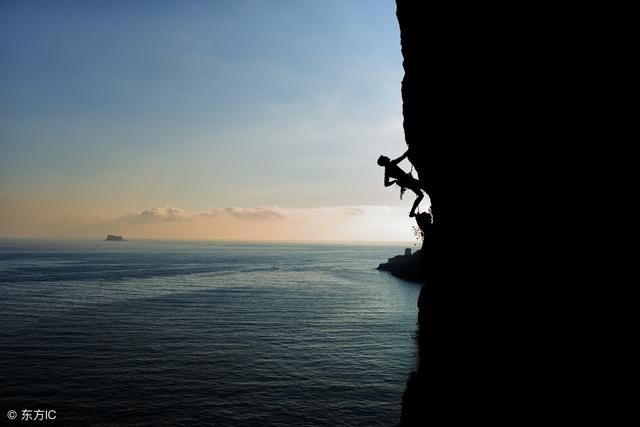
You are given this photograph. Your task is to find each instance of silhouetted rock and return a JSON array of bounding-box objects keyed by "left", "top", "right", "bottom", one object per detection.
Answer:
[
  {"left": 395, "top": 1, "right": 436, "bottom": 425},
  {"left": 377, "top": 249, "right": 425, "bottom": 283},
  {"left": 105, "top": 235, "right": 125, "bottom": 241},
  {"left": 392, "top": 1, "right": 552, "bottom": 424}
]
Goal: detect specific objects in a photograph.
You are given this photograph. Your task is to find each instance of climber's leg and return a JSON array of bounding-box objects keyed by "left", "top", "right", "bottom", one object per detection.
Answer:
[{"left": 409, "top": 188, "right": 424, "bottom": 218}]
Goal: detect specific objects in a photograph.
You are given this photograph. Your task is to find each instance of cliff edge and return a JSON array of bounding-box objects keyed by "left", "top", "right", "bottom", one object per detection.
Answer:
[{"left": 395, "top": 1, "right": 437, "bottom": 425}]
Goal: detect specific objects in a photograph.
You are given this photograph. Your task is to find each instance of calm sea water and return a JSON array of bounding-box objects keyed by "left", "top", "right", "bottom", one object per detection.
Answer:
[{"left": 0, "top": 239, "right": 420, "bottom": 426}]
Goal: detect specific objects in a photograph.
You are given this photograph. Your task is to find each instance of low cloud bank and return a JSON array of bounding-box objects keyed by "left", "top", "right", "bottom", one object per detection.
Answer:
[
  {"left": 1, "top": 205, "right": 414, "bottom": 242},
  {"left": 113, "top": 205, "right": 393, "bottom": 224}
]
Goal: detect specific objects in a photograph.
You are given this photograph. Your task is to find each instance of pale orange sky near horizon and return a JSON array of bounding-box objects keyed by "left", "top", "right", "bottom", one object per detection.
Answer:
[
  {"left": 0, "top": 1, "right": 428, "bottom": 242},
  {"left": 0, "top": 205, "right": 421, "bottom": 243}
]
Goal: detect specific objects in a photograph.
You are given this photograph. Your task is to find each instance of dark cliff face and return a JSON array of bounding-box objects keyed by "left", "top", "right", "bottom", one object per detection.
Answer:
[
  {"left": 395, "top": 3, "right": 495, "bottom": 232},
  {"left": 396, "top": 2, "right": 434, "bottom": 209},
  {"left": 395, "top": 4, "right": 465, "bottom": 226},
  {"left": 395, "top": 2, "right": 538, "bottom": 424},
  {"left": 395, "top": 2, "right": 435, "bottom": 425}
]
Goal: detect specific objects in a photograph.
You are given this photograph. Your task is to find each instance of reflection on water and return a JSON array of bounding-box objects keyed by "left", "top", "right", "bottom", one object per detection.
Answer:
[{"left": 0, "top": 240, "right": 419, "bottom": 426}]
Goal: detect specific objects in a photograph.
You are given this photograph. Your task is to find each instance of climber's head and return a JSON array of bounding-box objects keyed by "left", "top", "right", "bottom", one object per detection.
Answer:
[{"left": 377, "top": 155, "right": 390, "bottom": 166}]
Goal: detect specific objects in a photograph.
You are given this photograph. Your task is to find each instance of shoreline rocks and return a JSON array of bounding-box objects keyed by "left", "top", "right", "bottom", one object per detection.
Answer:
[{"left": 377, "top": 248, "right": 425, "bottom": 283}]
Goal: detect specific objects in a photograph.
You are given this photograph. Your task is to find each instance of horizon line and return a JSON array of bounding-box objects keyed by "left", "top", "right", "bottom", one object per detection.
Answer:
[{"left": 0, "top": 236, "right": 418, "bottom": 246}]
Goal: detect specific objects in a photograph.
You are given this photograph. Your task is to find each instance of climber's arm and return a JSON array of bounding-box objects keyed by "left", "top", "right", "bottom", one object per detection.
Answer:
[
  {"left": 384, "top": 172, "right": 397, "bottom": 187},
  {"left": 390, "top": 149, "right": 409, "bottom": 165}
]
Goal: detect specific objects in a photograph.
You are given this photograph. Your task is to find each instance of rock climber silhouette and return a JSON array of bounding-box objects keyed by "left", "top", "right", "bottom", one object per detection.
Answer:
[{"left": 378, "top": 149, "right": 428, "bottom": 217}]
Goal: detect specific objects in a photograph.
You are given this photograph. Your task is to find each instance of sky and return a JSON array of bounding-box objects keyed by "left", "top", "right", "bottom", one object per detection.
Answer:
[{"left": 0, "top": 0, "right": 425, "bottom": 242}]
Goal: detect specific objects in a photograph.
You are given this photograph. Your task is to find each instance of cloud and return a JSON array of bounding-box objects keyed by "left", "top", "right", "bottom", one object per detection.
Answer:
[
  {"left": 111, "top": 205, "right": 395, "bottom": 225},
  {"left": 217, "top": 207, "right": 288, "bottom": 221},
  {"left": 114, "top": 207, "right": 193, "bottom": 224},
  {"left": 0, "top": 204, "right": 415, "bottom": 242}
]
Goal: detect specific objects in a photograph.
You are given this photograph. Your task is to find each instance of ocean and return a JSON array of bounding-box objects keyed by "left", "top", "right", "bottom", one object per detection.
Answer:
[{"left": 0, "top": 239, "right": 420, "bottom": 426}]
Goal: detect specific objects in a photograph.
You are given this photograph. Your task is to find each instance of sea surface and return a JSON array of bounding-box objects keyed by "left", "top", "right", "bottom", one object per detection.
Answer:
[{"left": 0, "top": 239, "right": 420, "bottom": 426}]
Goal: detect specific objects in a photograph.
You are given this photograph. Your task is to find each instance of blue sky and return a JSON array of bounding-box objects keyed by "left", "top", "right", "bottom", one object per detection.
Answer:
[{"left": 0, "top": 0, "right": 418, "bottom": 240}]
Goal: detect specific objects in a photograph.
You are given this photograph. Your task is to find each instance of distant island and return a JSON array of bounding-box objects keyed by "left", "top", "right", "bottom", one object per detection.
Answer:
[{"left": 105, "top": 235, "right": 126, "bottom": 241}]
